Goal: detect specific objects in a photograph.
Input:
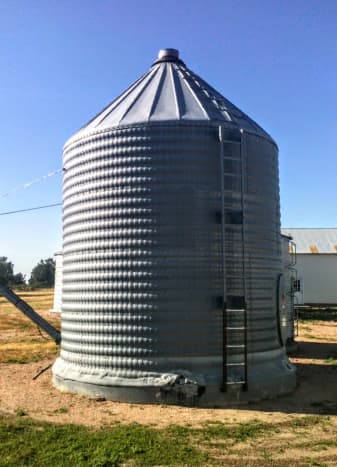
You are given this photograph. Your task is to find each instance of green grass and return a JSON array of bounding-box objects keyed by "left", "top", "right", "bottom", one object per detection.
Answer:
[
  {"left": 0, "top": 413, "right": 335, "bottom": 466},
  {"left": 324, "top": 350, "right": 337, "bottom": 365},
  {"left": 196, "top": 419, "right": 272, "bottom": 441},
  {"left": 326, "top": 359, "right": 337, "bottom": 365},
  {"left": 297, "top": 308, "right": 337, "bottom": 321},
  {"left": 0, "top": 416, "right": 281, "bottom": 466},
  {"left": 303, "top": 333, "right": 318, "bottom": 339},
  {"left": 285, "top": 415, "right": 328, "bottom": 428},
  {"left": 53, "top": 407, "right": 69, "bottom": 414},
  {"left": 0, "top": 416, "right": 207, "bottom": 466}
]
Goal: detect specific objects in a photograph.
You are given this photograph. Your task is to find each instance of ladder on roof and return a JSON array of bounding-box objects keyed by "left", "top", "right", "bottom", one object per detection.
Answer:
[{"left": 219, "top": 126, "right": 248, "bottom": 391}]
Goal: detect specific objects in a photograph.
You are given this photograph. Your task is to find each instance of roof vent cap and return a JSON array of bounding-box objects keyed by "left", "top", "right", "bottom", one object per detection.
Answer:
[
  {"left": 158, "top": 48, "right": 179, "bottom": 60},
  {"left": 153, "top": 48, "right": 185, "bottom": 66}
]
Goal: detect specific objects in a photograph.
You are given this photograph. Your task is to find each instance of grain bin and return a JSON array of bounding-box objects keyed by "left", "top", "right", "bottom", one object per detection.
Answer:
[{"left": 53, "top": 49, "right": 296, "bottom": 405}]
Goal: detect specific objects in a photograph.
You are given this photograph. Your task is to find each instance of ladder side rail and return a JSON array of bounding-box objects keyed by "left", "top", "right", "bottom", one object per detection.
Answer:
[
  {"left": 219, "top": 127, "right": 248, "bottom": 390},
  {"left": 219, "top": 126, "right": 228, "bottom": 391},
  {"left": 239, "top": 130, "right": 248, "bottom": 390}
]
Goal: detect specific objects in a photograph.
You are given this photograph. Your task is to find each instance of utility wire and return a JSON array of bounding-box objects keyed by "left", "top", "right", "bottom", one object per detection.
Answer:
[
  {"left": 0, "top": 168, "right": 63, "bottom": 200},
  {"left": 0, "top": 202, "right": 62, "bottom": 216}
]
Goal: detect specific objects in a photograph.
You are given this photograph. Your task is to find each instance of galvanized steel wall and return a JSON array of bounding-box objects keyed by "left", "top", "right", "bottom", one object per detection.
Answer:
[
  {"left": 53, "top": 123, "right": 294, "bottom": 397},
  {"left": 57, "top": 124, "right": 223, "bottom": 381},
  {"left": 243, "top": 133, "right": 282, "bottom": 352}
]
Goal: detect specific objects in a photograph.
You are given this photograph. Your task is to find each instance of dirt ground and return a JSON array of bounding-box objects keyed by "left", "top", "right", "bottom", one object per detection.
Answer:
[
  {"left": 0, "top": 319, "right": 336, "bottom": 428},
  {"left": 0, "top": 291, "right": 337, "bottom": 465}
]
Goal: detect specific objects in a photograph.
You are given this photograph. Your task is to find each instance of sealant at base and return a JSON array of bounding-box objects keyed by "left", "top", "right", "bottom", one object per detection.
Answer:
[{"left": 52, "top": 349, "right": 296, "bottom": 407}]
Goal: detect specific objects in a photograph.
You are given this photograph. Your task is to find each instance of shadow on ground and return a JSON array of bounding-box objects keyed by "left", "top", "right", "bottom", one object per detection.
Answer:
[
  {"left": 290, "top": 340, "right": 337, "bottom": 360},
  {"left": 238, "top": 338, "right": 337, "bottom": 416}
]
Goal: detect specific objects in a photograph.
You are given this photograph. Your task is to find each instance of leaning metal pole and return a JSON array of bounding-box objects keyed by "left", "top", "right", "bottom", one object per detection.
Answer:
[{"left": 0, "top": 285, "right": 61, "bottom": 344}]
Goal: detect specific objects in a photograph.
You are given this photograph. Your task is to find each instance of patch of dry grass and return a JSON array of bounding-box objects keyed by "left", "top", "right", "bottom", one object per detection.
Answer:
[{"left": 0, "top": 288, "right": 60, "bottom": 363}]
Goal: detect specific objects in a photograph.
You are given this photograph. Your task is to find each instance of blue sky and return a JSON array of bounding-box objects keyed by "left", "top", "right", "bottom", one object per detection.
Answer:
[{"left": 0, "top": 0, "right": 336, "bottom": 276}]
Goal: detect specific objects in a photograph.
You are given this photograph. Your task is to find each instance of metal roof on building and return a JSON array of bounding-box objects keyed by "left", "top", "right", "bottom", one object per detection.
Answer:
[
  {"left": 281, "top": 228, "right": 337, "bottom": 254},
  {"left": 71, "top": 48, "right": 272, "bottom": 143}
]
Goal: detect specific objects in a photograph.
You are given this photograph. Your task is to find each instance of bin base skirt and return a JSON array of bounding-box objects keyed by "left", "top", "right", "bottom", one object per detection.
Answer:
[{"left": 52, "top": 350, "right": 296, "bottom": 406}]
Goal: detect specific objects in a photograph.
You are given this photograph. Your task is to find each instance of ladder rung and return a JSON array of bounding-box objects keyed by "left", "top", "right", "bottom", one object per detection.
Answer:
[
  {"left": 226, "top": 344, "right": 246, "bottom": 348},
  {"left": 226, "top": 327, "right": 245, "bottom": 330},
  {"left": 227, "top": 274, "right": 245, "bottom": 278},
  {"left": 227, "top": 363, "right": 245, "bottom": 367},
  {"left": 222, "top": 139, "right": 241, "bottom": 144},
  {"left": 226, "top": 381, "right": 246, "bottom": 385},
  {"left": 226, "top": 308, "right": 246, "bottom": 312}
]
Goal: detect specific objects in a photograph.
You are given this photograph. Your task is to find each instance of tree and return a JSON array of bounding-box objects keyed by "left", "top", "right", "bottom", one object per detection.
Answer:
[
  {"left": 29, "top": 258, "right": 55, "bottom": 288},
  {"left": 0, "top": 257, "right": 26, "bottom": 287},
  {"left": 0, "top": 257, "right": 14, "bottom": 286},
  {"left": 11, "top": 272, "right": 26, "bottom": 286}
]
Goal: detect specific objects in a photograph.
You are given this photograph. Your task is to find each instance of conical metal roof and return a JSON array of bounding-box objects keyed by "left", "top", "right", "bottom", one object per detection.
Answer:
[{"left": 73, "top": 48, "right": 272, "bottom": 141}]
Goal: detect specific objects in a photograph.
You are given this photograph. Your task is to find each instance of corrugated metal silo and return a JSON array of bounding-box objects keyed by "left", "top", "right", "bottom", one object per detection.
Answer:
[{"left": 53, "top": 49, "right": 296, "bottom": 405}]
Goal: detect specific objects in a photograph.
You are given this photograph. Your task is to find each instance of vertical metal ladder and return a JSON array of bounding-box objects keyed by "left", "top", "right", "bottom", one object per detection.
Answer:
[{"left": 219, "top": 126, "right": 248, "bottom": 391}]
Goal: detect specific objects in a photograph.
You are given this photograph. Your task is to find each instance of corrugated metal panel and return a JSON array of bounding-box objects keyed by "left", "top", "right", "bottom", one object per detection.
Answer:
[
  {"left": 281, "top": 228, "right": 337, "bottom": 254},
  {"left": 58, "top": 125, "right": 223, "bottom": 379},
  {"left": 238, "top": 133, "right": 282, "bottom": 352}
]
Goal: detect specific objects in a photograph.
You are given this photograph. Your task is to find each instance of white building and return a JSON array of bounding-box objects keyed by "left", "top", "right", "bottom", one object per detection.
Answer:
[
  {"left": 281, "top": 228, "right": 337, "bottom": 305},
  {"left": 281, "top": 234, "right": 296, "bottom": 343},
  {"left": 50, "top": 252, "right": 63, "bottom": 313}
]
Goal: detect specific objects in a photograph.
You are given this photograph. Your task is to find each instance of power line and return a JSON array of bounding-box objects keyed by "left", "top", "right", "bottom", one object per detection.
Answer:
[
  {"left": 0, "top": 168, "right": 63, "bottom": 200},
  {"left": 0, "top": 202, "right": 62, "bottom": 216}
]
